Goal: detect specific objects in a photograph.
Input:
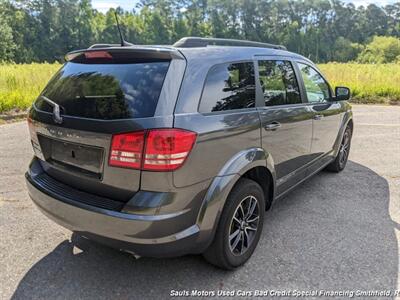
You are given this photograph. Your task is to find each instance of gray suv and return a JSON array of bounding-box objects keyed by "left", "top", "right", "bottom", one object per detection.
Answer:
[{"left": 25, "top": 37, "right": 353, "bottom": 269}]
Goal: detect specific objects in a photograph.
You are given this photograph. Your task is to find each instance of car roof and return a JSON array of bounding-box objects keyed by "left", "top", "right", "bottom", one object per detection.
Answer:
[
  {"left": 74, "top": 37, "right": 313, "bottom": 66},
  {"left": 175, "top": 46, "right": 313, "bottom": 65},
  {"left": 67, "top": 41, "right": 315, "bottom": 71}
]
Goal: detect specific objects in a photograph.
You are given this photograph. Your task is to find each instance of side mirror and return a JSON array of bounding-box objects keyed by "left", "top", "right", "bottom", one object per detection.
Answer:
[{"left": 335, "top": 86, "right": 351, "bottom": 101}]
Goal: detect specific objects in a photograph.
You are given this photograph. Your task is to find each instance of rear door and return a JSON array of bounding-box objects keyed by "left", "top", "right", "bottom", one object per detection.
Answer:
[
  {"left": 28, "top": 48, "right": 185, "bottom": 202},
  {"left": 295, "top": 62, "right": 342, "bottom": 168},
  {"left": 256, "top": 58, "right": 313, "bottom": 195}
]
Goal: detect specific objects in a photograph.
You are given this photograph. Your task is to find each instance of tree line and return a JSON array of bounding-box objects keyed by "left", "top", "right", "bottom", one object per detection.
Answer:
[{"left": 1, "top": 0, "right": 400, "bottom": 64}]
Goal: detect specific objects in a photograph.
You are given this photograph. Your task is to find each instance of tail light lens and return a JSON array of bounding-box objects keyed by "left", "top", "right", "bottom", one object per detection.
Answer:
[
  {"left": 143, "top": 129, "right": 197, "bottom": 171},
  {"left": 109, "top": 131, "right": 145, "bottom": 169},
  {"left": 109, "top": 129, "right": 196, "bottom": 171}
]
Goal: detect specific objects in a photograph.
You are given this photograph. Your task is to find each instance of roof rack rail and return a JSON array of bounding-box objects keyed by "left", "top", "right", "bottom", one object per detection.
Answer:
[{"left": 172, "top": 37, "right": 287, "bottom": 50}]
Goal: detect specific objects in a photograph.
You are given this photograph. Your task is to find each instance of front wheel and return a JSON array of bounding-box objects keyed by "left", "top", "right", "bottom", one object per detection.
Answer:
[
  {"left": 203, "top": 178, "right": 265, "bottom": 270},
  {"left": 326, "top": 125, "right": 352, "bottom": 172}
]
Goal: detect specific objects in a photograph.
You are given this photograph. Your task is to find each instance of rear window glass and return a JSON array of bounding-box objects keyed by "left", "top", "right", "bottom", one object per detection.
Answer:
[
  {"left": 35, "top": 61, "right": 170, "bottom": 120},
  {"left": 199, "top": 62, "right": 255, "bottom": 113}
]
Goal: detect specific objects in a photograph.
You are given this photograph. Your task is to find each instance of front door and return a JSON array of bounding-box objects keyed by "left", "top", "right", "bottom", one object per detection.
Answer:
[
  {"left": 256, "top": 59, "right": 313, "bottom": 196},
  {"left": 296, "top": 63, "right": 342, "bottom": 167}
]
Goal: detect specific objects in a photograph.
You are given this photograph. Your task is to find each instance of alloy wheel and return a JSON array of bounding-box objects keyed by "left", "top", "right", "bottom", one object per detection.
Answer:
[
  {"left": 339, "top": 130, "right": 351, "bottom": 167},
  {"left": 228, "top": 195, "right": 260, "bottom": 256}
]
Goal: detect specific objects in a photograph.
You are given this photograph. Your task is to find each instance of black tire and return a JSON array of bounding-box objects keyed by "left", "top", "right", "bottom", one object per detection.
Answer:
[
  {"left": 203, "top": 178, "right": 265, "bottom": 270},
  {"left": 326, "top": 125, "right": 352, "bottom": 172}
]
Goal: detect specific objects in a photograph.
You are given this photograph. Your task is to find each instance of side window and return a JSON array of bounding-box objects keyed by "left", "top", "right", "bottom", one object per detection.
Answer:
[
  {"left": 199, "top": 62, "right": 255, "bottom": 113},
  {"left": 258, "top": 60, "right": 301, "bottom": 106},
  {"left": 298, "top": 63, "right": 330, "bottom": 103}
]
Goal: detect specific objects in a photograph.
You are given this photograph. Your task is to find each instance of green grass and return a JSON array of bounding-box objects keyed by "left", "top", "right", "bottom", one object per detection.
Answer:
[
  {"left": 0, "top": 63, "right": 61, "bottom": 113},
  {"left": 0, "top": 62, "right": 399, "bottom": 114},
  {"left": 318, "top": 63, "right": 400, "bottom": 104}
]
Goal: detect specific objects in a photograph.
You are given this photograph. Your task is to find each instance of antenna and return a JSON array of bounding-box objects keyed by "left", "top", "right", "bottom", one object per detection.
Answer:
[{"left": 114, "top": 12, "right": 133, "bottom": 47}]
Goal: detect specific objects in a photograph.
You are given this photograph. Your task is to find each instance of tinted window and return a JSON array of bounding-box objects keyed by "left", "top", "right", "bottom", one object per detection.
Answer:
[
  {"left": 35, "top": 61, "right": 170, "bottom": 119},
  {"left": 298, "top": 63, "right": 330, "bottom": 103},
  {"left": 258, "top": 60, "right": 301, "bottom": 106},
  {"left": 199, "top": 62, "right": 255, "bottom": 113}
]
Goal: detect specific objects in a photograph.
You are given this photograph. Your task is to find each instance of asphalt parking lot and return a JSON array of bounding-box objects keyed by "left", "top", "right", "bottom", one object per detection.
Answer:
[{"left": 0, "top": 105, "right": 399, "bottom": 299}]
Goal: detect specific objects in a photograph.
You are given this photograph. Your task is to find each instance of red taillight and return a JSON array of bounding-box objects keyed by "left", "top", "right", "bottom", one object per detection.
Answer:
[
  {"left": 84, "top": 51, "right": 112, "bottom": 59},
  {"left": 109, "top": 131, "right": 145, "bottom": 169},
  {"left": 109, "top": 129, "right": 197, "bottom": 171},
  {"left": 143, "top": 129, "right": 197, "bottom": 171}
]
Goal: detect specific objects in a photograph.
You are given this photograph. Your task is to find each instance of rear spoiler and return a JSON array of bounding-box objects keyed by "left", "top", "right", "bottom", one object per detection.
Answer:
[{"left": 65, "top": 46, "right": 184, "bottom": 62}]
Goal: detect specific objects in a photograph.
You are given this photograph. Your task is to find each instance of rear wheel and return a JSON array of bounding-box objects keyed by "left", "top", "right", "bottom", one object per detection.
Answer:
[
  {"left": 326, "top": 125, "right": 352, "bottom": 172},
  {"left": 203, "top": 178, "right": 265, "bottom": 270}
]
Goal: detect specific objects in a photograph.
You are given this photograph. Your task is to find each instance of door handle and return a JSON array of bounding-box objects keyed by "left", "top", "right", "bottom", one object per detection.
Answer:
[
  {"left": 264, "top": 122, "right": 281, "bottom": 131},
  {"left": 313, "top": 114, "right": 324, "bottom": 120}
]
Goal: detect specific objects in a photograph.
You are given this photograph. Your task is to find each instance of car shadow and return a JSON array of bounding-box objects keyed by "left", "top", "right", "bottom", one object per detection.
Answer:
[{"left": 11, "top": 161, "right": 398, "bottom": 299}]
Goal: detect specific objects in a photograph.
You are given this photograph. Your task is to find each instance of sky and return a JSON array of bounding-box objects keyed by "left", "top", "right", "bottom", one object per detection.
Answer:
[
  {"left": 92, "top": 0, "right": 137, "bottom": 12},
  {"left": 91, "top": 0, "right": 397, "bottom": 13}
]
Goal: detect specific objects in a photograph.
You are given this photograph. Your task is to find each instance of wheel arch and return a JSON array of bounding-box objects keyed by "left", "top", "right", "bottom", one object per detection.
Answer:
[
  {"left": 215, "top": 147, "right": 276, "bottom": 208},
  {"left": 347, "top": 118, "right": 354, "bottom": 131},
  {"left": 195, "top": 148, "right": 275, "bottom": 250},
  {"left": 242, "top": 166, "right": 274, "bottom": 210},
  {"left": 333, "top": 110, "right": 354, "bottom": 156}
]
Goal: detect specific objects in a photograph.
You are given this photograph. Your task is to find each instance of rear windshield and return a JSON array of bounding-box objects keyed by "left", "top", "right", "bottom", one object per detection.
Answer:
[{"left": 35, "top": 61, "right": 170, "bottom": 120}]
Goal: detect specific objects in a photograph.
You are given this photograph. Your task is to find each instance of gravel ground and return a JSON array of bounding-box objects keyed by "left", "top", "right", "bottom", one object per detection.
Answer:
[{"left": 0, "top": 105, "right": 399, "bottom": 299}]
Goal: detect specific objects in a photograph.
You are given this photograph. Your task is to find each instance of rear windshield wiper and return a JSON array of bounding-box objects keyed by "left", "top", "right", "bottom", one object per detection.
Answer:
[
  {"left": 75, "top": 95, "right": 117, "bottom": 99},
  {"left": 39, "top": 95, "right": 63, "bottom": 124}
]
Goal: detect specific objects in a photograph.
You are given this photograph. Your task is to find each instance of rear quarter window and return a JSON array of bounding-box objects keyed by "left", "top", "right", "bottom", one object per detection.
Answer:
[
  {"left": 199, "top": 62, "right": 256, "bottom": 113},
  {"left": 35, "top": 61, "right": 170, "bottom": 120}
]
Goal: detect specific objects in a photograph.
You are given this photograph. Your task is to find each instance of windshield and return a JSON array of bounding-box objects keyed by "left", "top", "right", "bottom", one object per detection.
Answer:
[{"left": 35, "top": 61, "right": 170, "bottom": 120}]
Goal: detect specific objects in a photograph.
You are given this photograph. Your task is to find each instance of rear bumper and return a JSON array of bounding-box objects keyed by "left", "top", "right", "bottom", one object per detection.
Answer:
[{"left": 25, "top": 171, "right": 205, "bottom": 257}]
